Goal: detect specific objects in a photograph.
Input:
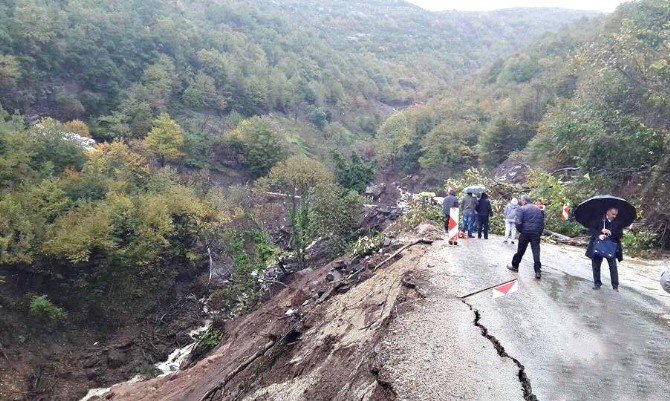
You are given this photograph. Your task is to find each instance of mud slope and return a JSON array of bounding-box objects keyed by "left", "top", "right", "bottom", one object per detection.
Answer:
[{"left": 106, "top": 233, "right": 436, "bottom": 401}]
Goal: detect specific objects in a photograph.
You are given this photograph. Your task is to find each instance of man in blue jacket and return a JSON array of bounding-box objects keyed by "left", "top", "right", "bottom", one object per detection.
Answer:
[{"left": 507, "top": 195, "right": 545, "bottom": 279}]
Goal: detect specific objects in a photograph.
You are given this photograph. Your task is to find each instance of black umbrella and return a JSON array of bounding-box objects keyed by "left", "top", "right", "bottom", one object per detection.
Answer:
[{"left": 573, "top": 195, "right": 636, "bottom": 228}]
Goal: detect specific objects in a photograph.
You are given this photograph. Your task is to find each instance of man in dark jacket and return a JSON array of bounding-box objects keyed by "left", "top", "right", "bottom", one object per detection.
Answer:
[
  {"left": 443, "top": 190, "right": 459, "bottom": 244},
  {"left": 507, "top": 195, "right": 545, "bottom": 279},
  {"left": 585, "top": 207, "right": 624, "bottom": 291},
  {"left": 476, "top": 192, "right": 493, "bottom": 239}
]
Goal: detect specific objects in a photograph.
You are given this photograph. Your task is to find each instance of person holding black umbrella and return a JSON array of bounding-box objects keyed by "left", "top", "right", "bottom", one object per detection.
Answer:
[
  {"left": 586, "top": 207, "right": 624, "bottom": 291},
  {"left": 574, "top": 195, "right": 636, "bottom": 292}
]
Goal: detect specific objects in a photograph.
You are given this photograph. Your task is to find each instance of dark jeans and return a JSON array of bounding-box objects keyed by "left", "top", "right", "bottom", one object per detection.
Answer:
[
  {"left": 511, "top": 233, "right": 541, "bottom": 272},
  {"left": 478, "top": 215, "right": 490, "bottom": 239},
  {"left": 592, "top": 256, "right": 619, "bottom": 288}
]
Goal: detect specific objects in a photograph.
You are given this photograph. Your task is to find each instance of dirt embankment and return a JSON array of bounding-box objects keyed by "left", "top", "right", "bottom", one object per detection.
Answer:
[{"left": 103, "top": 226, "right": 443, "bottom": 401}]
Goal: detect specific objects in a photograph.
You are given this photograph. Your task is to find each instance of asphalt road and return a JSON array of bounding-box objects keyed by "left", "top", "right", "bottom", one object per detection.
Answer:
[{"left": 443, "top": 235, "right": 670, "bottom": 401}]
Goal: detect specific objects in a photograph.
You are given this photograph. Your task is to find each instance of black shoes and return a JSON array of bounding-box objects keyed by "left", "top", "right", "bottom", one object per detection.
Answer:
[
  {"left": 592, "top": 285, "right": 601, "bottom": 290},
  {"left": 613, "top": 287, "right": 619, "bottom": 292},
  {"left": 506, "top": 265, "right": 540, "bottom": 278}
]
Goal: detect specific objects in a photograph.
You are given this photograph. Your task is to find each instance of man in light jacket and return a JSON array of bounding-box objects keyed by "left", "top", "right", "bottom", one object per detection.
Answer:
[
  {"left": 507, "top": 195, "right": 545, "bottom": 279},
  {"left": 503, "top": 198, "right": 519, "bottom": 244},
  {"left": 460, "top": 192, "right": 477, "bottom": 238}
]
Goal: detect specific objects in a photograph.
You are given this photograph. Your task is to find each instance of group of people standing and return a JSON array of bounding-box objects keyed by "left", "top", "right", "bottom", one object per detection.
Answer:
[
  {"left": 442, "top": 190, "right": 494, "bottom": 240},
  {"left": 442, "top": 190, "right": 624, "bottom": 289}
]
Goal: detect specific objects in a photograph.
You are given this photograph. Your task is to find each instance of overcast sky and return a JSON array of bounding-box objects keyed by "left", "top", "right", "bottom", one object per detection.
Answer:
[{"left": 406, "top": 0, "right": 628, "bottom": 12}]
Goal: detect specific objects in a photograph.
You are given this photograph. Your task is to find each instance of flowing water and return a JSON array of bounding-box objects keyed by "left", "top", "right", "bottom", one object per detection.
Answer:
[{"left": 79, "top": 307, "right": 212, "bottom": 401}]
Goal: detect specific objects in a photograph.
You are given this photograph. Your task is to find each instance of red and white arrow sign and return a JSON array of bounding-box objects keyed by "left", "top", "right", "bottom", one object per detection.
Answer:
[{"left": 492, "top": 280, "right": 518, "bottom": 298}]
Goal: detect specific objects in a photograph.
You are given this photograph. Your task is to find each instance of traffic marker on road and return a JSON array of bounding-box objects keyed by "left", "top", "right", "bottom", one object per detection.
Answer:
[
  {"left": 492, "top": 280, "right": 518, "bottom": 298},
  {"left": 448, "top": 207, "right": 459, "bottom": 244}
]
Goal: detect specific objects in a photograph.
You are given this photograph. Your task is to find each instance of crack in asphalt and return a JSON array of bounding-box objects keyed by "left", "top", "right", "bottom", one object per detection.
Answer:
[{"left": 461, "top": 299, "right": 538, "bottom": 401}]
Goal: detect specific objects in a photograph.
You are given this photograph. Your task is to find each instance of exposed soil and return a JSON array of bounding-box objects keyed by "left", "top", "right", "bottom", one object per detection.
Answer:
[
  {"left": 0, "top": 273, "right": 206, "bottom": 401},
  {"left": 102, "top": 230, "right": 440, "bottom": 401}
]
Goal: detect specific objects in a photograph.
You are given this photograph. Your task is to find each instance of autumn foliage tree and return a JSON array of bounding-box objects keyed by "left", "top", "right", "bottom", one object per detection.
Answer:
[{"left": 145, "top": 113, "right": 185, "bottom": 167}]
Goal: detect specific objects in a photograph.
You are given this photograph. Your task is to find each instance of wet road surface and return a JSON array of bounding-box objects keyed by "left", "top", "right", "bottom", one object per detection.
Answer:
[{"left": 442, "top": 235, "right": 670, "bottom": 401}]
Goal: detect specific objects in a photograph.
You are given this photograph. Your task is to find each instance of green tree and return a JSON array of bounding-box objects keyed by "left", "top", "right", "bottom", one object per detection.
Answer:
[
  {"left": 145, "top": 113, "right": 185, "bottom": 167},
  {"left": 226, "top": 117, "right": 287, "bottom": 177},
  {"left": 0, "top": 55, "right": 21, "bottom": 89},
  {"left": 183, "top": 72, "right": 227, "bottom": 112},
  {"left": 496, "top": 53, "right": 541, "bottom": 84},
  {"left": 259, "top": 157, "right": 333, "bottom": 268},
  {"left": 332, "top": 152, "right": 376, "bottom": 193},
  {"left": 141, "top": 56, "right": 180, "bottom": 113},
  {"left": 419, "top": 121, "right": 480, "bottom": 172},
  {"left": 375, "top": 113, "right": 412, "bottom": 168},
  {"left": 311, "top": 183, "right": 365, "bottom": 249},
  {"left": 479, "top": 118, "right": 535, "bottom": 167}
]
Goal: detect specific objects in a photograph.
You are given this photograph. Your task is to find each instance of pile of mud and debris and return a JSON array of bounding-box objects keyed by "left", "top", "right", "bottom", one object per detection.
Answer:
[{"left": 98, "top": 224, "right": 444, "bottom": 401}]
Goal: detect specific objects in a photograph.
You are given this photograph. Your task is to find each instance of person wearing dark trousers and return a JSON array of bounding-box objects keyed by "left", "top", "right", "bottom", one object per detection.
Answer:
[
  {"left": 507, "top": 195, "right": 545, "bottom": 279},
  {"left": 585, "top": 207, "right": 624, "bottom": 291},
  {"left": 476, "top": 192, "right": 493, "bottom": 239}
]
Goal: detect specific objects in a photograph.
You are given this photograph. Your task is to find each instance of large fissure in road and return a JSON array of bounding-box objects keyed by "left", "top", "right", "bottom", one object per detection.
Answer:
[{"left": 461, "top": 300, "right": 538, "bottom": 401}]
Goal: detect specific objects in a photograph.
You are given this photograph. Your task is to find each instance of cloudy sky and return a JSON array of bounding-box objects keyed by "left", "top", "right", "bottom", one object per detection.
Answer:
[{"left": 406, "top": 0, "right": 628, "bottom": 12}]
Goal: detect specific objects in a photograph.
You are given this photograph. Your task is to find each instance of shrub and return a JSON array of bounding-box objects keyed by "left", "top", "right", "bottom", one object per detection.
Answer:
[
  {"left": 332, "top": 152, "right": 375, "bottom": 194},
  {"left": 351, "top": 234, "right": 384, "bottom": 258},
  {"left": 216, "top": 228, "right": 280, "bottom": 317},
  {"left": 311, "top": 183, "right": 366, "bottom": 240},
  {"left": 29, "top": 295, "right": 67, "bottom": 325},
  {"left": 621, "top": 231, "right": 660, "bottom": 258},
  {"left": 403, "top": 203, "right": 443, "bottom": 228},
  {"left": 190, "top": 328, "right": 224, "bottom": 363}
]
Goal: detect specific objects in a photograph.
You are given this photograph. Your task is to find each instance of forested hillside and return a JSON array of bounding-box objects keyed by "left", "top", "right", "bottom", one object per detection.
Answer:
[
  {"left": 2, "top": 0, "right": 668, "bottom": 399},
  {"left": 0, "top": 0, "right": 594, "bottom": 135}
]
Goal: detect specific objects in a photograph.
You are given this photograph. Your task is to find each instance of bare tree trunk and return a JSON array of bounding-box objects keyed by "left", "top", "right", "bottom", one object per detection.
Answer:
[{"left": 207, "top": 247, "right": 214, "bottom": 285}]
